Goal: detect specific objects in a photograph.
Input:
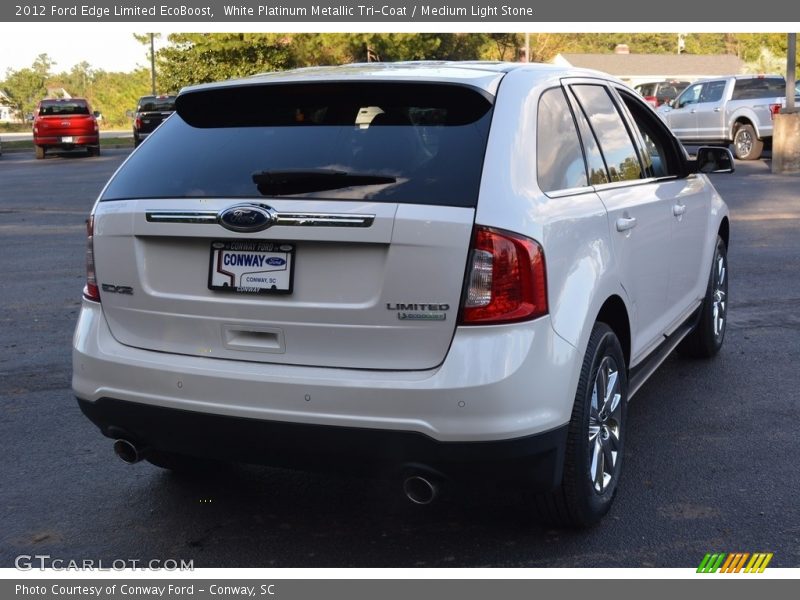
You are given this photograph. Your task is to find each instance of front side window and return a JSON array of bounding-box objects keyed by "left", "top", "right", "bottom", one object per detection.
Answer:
[
  {"left": 571, "top": 84, "right": 642, "bottom": 183},
  {"left": 536, "top": 88, "right": 587, "bottom": 193},
  {"left": 676, "top": 83, "right": 703, "bottom": 108},
  {"left": 618, "top": 89, "right": 682, "bottom": 179}
]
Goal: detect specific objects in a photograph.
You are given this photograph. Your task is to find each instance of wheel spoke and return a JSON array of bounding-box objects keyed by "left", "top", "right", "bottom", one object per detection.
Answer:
[
  {"left": 602, "top": 437, "right": 615, "bottom": 473},
  {"left": 592, "top": 439, "right": 605, "bottom": 491},
  {"left": 607, "top": 422, "right": 620, "bottom": 448},
  {"left": 603, "top": 370, "right": 619, "bottom": 413}
]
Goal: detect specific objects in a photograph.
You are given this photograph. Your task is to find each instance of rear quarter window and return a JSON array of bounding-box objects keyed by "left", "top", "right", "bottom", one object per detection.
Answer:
[{"left": 536, "top": 87, "right": 588, "bottom": 193}]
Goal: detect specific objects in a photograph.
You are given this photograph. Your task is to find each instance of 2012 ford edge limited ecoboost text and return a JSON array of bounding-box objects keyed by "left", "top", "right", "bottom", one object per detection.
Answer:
[{"left": 73, "top": 62, "right": 733, "bottom": 527}]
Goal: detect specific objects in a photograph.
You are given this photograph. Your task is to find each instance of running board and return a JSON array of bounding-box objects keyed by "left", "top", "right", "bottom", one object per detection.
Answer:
[{"left": 628, "top": 308, "right": 701, "bottom": 399}]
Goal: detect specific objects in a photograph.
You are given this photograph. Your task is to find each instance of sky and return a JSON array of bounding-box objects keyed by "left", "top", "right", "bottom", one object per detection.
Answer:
[
  {"left": 1, "top": 23, "right": 796, "bottom": 78},
  {"left": 0, "top": 25, "right": 177, "bottom": 76}
]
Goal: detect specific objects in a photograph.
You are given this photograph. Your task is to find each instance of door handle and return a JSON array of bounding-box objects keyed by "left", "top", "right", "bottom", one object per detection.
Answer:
[
  {"left": 615, "top": 217, "right": 638, "bottom": 232},
  {"left": 690, "top": 109, "right": 697, "bottom": 114},
  {"left": 673, "top": 204, "right": 687, "bottom": 217},
  {"left": 713, "top": 107, "right": 722, "bottom": 112}
]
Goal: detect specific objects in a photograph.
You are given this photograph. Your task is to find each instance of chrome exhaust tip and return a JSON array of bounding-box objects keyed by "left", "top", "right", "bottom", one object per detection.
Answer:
[
  {"left": 113, "top": 439, "right": 145, "bottom": 464},
  {"left": 403, "top": 475, "right": 439, "bottom": 505}
]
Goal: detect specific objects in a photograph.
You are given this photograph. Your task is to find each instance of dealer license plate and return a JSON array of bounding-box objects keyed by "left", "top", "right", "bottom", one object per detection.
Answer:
[{"left": 208, "top": 240, "right": 294, "bottom": 294}]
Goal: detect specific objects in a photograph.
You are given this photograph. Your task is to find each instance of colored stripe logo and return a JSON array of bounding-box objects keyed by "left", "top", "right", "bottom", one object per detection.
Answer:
[{"left": 697, "top": 552, "right": 773, "bottom": 573}]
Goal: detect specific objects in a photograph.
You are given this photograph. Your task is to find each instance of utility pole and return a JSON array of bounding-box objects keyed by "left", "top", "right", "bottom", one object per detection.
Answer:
[
  {"left": 787, "top": 33, "right": 796, "bottom": 113},
  {"left": 772, "top": 32, "right": 799, "bottom": 173},
  {"left": 524, "top": 32, "right": 530, "bottom": 62},
  {"left": 150, "top": 33, "right": 156, "bottom": 95}
]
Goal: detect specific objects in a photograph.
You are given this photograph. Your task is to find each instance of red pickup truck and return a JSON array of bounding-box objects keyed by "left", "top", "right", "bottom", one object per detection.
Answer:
[{"left": 33, "top": 98, "right": 100, "bottom": 159}]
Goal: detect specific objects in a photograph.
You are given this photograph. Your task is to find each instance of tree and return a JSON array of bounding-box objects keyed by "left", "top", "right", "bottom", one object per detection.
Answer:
[
  {"left": 156, "top": 33, "right": 292, "bottom": 90},
  {"left": 1, "top": 54, "right": 54, "bottom": 120}
]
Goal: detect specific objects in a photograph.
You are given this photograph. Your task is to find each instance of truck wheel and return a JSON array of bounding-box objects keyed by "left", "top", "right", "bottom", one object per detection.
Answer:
[
  {"left": 678, "top": 236, "right": 728, "bottom": 358},
  {"left": 35, "top": 146, "right": 45, "bottom": 160},
  {"left": 733, "top": 124, "right": 763, "bottom": 160},
  {"left": 534, "top": 323, "right": 628, "bottom": 528}
]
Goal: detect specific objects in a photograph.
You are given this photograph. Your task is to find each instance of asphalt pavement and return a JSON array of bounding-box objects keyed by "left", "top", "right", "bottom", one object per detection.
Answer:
[{"left": 0, "top": 149, "right": 798, "bottom": 568}]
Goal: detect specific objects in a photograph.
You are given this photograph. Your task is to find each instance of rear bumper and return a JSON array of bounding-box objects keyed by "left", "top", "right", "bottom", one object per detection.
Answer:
[
  {"left": 35, "top": 135, "right": 99, "bottom": 148},
  {"left": 77, "top": 396, "right": 568, "bottom": 488}
]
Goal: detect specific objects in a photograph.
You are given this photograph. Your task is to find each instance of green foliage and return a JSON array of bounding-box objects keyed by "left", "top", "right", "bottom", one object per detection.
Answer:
[{"left": 156, "top": 33, "right": 292, "bottom": 91}]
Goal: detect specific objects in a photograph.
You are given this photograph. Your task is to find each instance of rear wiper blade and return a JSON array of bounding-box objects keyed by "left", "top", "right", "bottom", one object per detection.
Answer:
[{"left": 252, "top": 169, "right": 396, "bottom": 196}]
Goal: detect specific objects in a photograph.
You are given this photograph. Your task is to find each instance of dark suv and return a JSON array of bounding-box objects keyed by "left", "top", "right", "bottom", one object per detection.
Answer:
[
  {"left": 133, "top": 95, "right": 176, "bottom": 146},
  {"left": 634, "top": 80, "right": 690, "bottom": 108}
]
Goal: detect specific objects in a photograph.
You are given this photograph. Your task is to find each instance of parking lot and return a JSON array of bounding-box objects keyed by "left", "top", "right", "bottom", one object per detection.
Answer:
[{"left": 1, "top": 148, "right": 798, "bottom": 567}]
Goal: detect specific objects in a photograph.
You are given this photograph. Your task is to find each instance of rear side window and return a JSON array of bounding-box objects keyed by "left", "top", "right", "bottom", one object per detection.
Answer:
[
  {"left": 537, "top": 88, "right": 587, "bottom": 193},
  {"left": 637, "top": 84, "right": 655, "bottom": 96},
  {"left": 731, "top": 77, "right": 786, "bottom": 100},
  {"left": 103, "top": 82, "right": 493, "bottom": 208},
  {"left": 699, "top": 80, "right": 727, "bottom": 103},
  {"left": 571, "top": 84, "right": 642, "bottom": 183},
  {"left": 138, "top": 97, "right": 176, "bottom": 112},
  {"left": 38, "top": 101, "right": 89, "bottom": 116}
]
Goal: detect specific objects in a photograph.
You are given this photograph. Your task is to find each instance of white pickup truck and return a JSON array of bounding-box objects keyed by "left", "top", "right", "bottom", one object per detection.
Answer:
[{"left": 658, "top": 75, "right": 799, "bottom": 160}]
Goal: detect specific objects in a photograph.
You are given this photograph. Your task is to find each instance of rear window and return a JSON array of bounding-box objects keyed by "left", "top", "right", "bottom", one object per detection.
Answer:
[
  {"left": 138, "top": 96, "right": 176, "bottom": 112},
  {"left": 731, "top": 77, "right": 786, "bottom": 100},
  {"left": 38, "top": 101, "right": 89, "bottom": 116},
  {"left": 102, "top": 82, "right": 494, "bottom": 208}
]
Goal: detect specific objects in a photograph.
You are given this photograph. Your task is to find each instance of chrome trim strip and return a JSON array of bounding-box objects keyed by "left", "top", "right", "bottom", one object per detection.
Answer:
[
  {"left": 146, "top": 210, "right": 375, "bottom": 227},
  {"left": 146, "top": 211, "right": 218, "bottom": 223},
  {"left": 275, "top": 214, "right": 374, "bottom": 227}
]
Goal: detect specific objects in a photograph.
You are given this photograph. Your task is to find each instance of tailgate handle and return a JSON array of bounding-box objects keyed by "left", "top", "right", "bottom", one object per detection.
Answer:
[{"left": 223, "top": 326, "right": 285, "bottom": 354}]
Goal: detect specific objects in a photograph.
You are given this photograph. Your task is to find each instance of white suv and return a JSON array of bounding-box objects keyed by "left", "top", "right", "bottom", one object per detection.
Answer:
[{"left": 73, "top": 62, "right": 732, "bottom": 527}]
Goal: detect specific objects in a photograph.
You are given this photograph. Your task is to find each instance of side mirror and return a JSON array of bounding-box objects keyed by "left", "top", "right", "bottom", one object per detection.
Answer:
[
  {"left": 93, "top": 111, "right": 103, "bottom": 120},
  {"left": 694, "top": 146, "right": 735, "bottom": 174},
  {"left": 125, "top": 109, "right": 134, "bottom": 119}
]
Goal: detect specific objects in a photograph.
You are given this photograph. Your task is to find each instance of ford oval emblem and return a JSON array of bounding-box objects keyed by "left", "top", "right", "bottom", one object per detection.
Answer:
[
  {"left": 218, "top": 204, "right": 277, "bottom": 233},
  {"left": 266, "top": 257, "right": 286, "bottom": 266}
]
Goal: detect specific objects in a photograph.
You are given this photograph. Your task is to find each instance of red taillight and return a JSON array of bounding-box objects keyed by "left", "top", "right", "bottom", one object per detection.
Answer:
[
  {"left": 644, "top": 96, "right": 658, "bottom": 107},
  {"left": 83, "top": 215, "right": 100, "bottom": 302},
  {"left": 135, "top": 116, "right": 142, "bottom": 128},
  {"left": 770, "top": 103, "right": 781, "bottom": 119},
  {"left": 459, "top": 226, "right": 547, "bottom": 325}
]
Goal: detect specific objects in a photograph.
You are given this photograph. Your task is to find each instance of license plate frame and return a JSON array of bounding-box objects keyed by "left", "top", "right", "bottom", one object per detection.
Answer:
[{"left": 208, "top": 240, "right": 295, "bottom": 295}]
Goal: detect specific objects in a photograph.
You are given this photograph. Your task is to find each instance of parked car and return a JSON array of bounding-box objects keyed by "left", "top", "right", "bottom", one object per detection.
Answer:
[
  {"left": 132, "top": 95, "right": 176, "bottom": 146},
  {"left": 658, "top": 74, "right": 799, "bottom": 160},
  {"left": 32, "top": 98, "right": 100, "bottom": 159},
  {"left": 73, "top": 62, "right": 732, "bottom": 527},
  {"left": 634, "top": 80, "right": 690, "bottom": 108}
]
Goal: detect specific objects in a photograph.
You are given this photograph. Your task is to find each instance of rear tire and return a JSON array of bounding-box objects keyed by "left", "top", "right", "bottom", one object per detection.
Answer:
[
  {"left": 534, "top": 323, "right": 628, "bottom": 528},
  {"left": 35, "top": 146, "right": 45, "bottom": 160},
  {"left": 677, "top": 236, "right": 728, "bottom": 358},
  {"left": 87, "top": 146, "right": 100, "bottom": 157},
  {"left": 733, "top": 124, "right": 763, "bottom": 160}
]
